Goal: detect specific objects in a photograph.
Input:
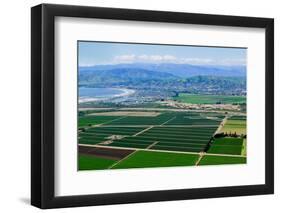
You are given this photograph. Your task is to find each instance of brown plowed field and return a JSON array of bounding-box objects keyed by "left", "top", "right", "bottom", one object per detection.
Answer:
[{"left": 79, "top": 145, "right": 134, "bottom": 160}]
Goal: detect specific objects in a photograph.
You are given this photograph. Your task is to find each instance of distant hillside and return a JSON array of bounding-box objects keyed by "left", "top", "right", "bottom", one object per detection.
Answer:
[
  {"left": 181, "top": 76, "right": 246, "bottom": 95},
  {"left": 79, "top": 63, "right": 246, "bottom": 78},
  {"left": 79, "top": 68, "right": 178, "bottom": 85},
  {"left": 78, "top": 63, "right": 246, "bottom": 95}
]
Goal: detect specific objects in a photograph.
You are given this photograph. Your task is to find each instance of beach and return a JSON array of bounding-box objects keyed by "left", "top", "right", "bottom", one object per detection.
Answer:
[{"left": 79, "top": 88, "right": 135, "bottom": 103}]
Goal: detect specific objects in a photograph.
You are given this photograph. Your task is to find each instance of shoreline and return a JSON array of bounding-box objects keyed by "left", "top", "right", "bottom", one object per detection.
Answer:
[{"left": 79, "top": 88, "right": 135, "bottom": 103}]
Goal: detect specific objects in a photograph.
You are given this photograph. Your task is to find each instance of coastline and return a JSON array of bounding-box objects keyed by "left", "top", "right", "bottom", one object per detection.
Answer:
[{"left": 79, "top": 88, "right": 135, "bottom": 103}]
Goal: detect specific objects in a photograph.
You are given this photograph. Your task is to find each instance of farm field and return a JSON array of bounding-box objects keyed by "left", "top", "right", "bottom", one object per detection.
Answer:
[
  {"left": 241, "top": 139, "right": 247, "bottom": 156},
  {"left": 78, "top": 145, "right": 247, "bottom": 169},
  {"left": 198, "top": 155, "right": 246, "bottom": 165},
  {"left": 112, "top": 150, "right": 199, "bottom": 169},
  {"left": 79, "top": 155, "right": 117, "bottom": 170},
  {"left": 174, "top": 93, "right": 246, "bottom": 104},
  {"left": 79, "top": 111, "right": 222, "bottom": 153},
  {"left": 102, "top": 126, "right": 218, "bottom": 152},
  {"left": 79, "top": 115, "right": 122, "bottom": 127},
  {"left": 220, "top": 116, "right": 246, "bottom": 135},
  {"left": 207, "top": 137, "right": 244, "bottom": 155},
  {"left": 78, "top": 110, "right": 247, "bottom": 170}
]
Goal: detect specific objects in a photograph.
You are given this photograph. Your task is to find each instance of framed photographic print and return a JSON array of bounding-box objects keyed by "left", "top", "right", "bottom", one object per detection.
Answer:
[{"left": 31, "top": 4, "right": 274, "bottom": 209}]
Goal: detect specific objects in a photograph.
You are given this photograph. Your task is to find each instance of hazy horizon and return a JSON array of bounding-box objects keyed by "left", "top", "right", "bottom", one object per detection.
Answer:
[{"left": 78, "top": 41, "right": 247, "bottom": 67}]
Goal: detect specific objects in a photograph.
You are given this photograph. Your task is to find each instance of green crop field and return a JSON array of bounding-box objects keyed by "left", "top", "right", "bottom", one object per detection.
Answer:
[
  {"left": 106, "top": 113, "right": 175, "bottom": 125},
  {"left": 79, "top": 112, "right": 221, "bottom": 153},
  {"left": 207, "top": 137, "right": 244, "bottom": 155},
  {"left": 103, "top": 126, "right": 217, "bottom": 152},
  {"left": 79, "top": 116, "right": 121, "bottom": 127},
  {"left": 163, "top": 113, "right": 221, "bottom": 126},
  {"left": 220, "top": 118, "right": 246, "bottom": 135},
  {"left": 230, "top": 116, "right": 246, "bottom": 120},
  {"left": 112, "top": 150, "right": 199, "bottom": 169},
  {"left": 174, "top": 93, "right": 246, "bottom": 104},
  {"left": 86, "top": 127, "right": 146, "bottom": 135},
  {"left": 79, "top": 154, "right": 117, "bottom": 170},
  {"left": 78, "top": 110, "right": 247, "bottom": 170},
  {"left": 198, "top": 155, "right": 246, "bottom": 165},
  {"left": 211, "top": 137, "right": 243, "bottom": 145},
  {"left": 207, "top": 144, "right": 242, "bottom": 155},
  {"left": 241, "top": 139, "right": 247, "bottom": 156}
]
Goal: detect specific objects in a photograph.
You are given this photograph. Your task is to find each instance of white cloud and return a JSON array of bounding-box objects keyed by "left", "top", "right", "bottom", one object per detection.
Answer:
[
  {"left": 162, "top": 55, "right": 177, "bottom": 61},
  {"left": 149, "top": 55, "right": 163, "bottom": 61},
  {"left": 110, "top": 54, "right": 245, "bottom": 66},
  {"left": 114, "top": 54, "right": 136, "bottom": 62},
  {"left": 114, "top": 54, "right": 177, "bottom": 63},
  {"left": 138, "top": 55, "right": 149, "bottom": 60},
  {"left": 180, "top": 58, "right": 214, "bottom": 65}
]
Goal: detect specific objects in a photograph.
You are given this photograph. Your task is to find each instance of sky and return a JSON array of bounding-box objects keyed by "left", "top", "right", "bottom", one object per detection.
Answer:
[{"left": 78, "top": 41, "right": 247, "bottom": 67}]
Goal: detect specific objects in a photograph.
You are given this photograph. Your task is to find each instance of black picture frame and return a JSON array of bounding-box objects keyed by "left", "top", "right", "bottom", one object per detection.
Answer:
[{"left": 31, "top": 3, "right": 274, "bottom": 209}]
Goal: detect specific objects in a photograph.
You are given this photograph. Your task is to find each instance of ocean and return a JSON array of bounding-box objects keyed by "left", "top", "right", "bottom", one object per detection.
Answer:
[{"left": 79, "top": 87, "right": 134, "bottom": 103}]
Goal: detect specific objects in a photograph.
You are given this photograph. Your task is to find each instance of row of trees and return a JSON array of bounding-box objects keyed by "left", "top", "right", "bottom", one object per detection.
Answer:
[{"left": 214, "top": 132, "right": 246, "bottom": 138}]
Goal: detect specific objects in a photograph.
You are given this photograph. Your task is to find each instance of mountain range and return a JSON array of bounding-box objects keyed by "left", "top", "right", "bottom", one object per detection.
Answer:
[
  {"left": 78, "top": 63, "right": 246, "bottom": 95},
  {"left": 79, "top": 63, "right": 246, "bottom": 79},
  {"left": 79, "top": 68, "right": 177, "bottom": 84}
]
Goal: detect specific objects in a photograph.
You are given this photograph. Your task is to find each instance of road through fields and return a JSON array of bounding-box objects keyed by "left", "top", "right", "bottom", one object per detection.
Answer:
[{"left": 79, "top": 144, "right": 246, "bottom": 158}]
